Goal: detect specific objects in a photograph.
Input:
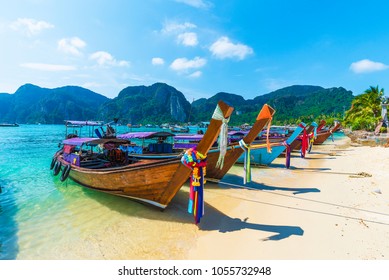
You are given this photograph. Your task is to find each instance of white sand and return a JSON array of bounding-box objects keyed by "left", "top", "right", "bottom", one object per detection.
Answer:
[{"left": 186, "top": 137, "right": 389, "bottom": 259}]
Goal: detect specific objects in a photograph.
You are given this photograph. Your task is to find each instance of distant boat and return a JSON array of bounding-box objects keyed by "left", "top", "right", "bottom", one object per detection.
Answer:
[
  {"left": 0, "top": 123, "right": 19, "bottom": 127},
  {"left": 127, "top": 124, "right": 141, "bottom": 128},
  {"left": 170, "top": 125, "right": 189, "bottom": 133},
  {"left": 145, "top": 124, "right": 157, "bottom": 128}
]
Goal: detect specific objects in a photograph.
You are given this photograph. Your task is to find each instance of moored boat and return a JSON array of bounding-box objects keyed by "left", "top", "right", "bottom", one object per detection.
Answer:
[
  {"left": 313, "top": 121, "right": 341, "bottom": 145},
  {"left": 51, "top": 100, "right": 234, "bottom": 209},
  {"left": 0, "top": 123, "right": 19, "bottom": 127},
  {"left": 201, "top": 104, "right": 275, "bottom": 181},
  {"left": 289, "top": 120, "right": 324, "bottom": 156},
  {"left": 171, "top": 104, "right": 275, "bottom": 182},
  {"left": 236, "top": 122, "right": 306, "bottom": 168}
]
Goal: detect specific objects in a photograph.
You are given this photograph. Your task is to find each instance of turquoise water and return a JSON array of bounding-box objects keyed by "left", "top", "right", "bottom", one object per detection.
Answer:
[
  {"left": 0, "top": 124, "right": 199, "bottom": 260},
  {"left": 0, "top": 125, "right": 63, "bottom": 259}
]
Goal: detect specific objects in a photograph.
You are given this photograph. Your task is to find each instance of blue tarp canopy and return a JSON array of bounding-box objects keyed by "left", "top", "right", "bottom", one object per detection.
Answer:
[{"left": 118, "top": 131, "right": 175, "bottom": 139}]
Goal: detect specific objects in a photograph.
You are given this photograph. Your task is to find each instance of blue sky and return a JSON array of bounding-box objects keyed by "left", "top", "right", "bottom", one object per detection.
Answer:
[{"left": 1, "top": 0, "right": 389, "bottom": 100}]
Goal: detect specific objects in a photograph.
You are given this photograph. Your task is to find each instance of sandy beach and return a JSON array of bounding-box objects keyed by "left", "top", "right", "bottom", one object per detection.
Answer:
[
  {"left": 63, "top": 136, "right": 387, "bottom": 260},
  {"left": 187, "top": 137, "right": 389, "bottom": 260}
]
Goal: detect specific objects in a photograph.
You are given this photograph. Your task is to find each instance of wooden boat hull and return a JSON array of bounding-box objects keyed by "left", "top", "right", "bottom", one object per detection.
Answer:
[
  {"left": 289, "top": 120, "right": 325, "bottom": 151},
  {"left": 56, "top": 156, "right": 187, "bottom": 208},
  {"left": 205, "top": 145, "right": 246, "bottom": 180},
  {"left": 313, "top": 122, "right": 341, "bottom": 145}
]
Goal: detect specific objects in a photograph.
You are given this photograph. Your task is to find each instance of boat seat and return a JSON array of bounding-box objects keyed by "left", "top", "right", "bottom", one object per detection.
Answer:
[
  {"left": 81, "top": 163, "right": 106, "bottom": 169},
  {"left": 80, "top": 159, "right": 109, "bottom": 167}
]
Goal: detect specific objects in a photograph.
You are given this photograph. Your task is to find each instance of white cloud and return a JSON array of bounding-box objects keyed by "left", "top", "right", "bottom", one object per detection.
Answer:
[
  {"left": 152, "top": 57, "right": 165, "bottom": 65},
  {"left": 209, "top": 36, "right": 253, "bottom": 60},
  {"left": 175, "top": 0, "right": 211, "bottom": 9},
  {"left": 20, "top": 63, "right": 76, "bottom": 71},
  {"left": 161, "top": 21, "right": 197, "bottom": 34},
  {"left": 170, "top": 57, "right": 206, "bottom": 72},
  {"left": 10, "top": 18, "right": 54, "bottom": 36},
  {"left": 349, "top": 59, "right": 389, "bottom": 73},
  {"left": 188, "top": 71, "right": 202, "bottom": 78},
  {"left": 58, "top": 37, "right": 86, "bottom": 56},
  {"left": 89, "top": 51, "right": 130, "bottom": 67},
  {"left": 177, "top": 32, "right": 198, "bottom": 46}
]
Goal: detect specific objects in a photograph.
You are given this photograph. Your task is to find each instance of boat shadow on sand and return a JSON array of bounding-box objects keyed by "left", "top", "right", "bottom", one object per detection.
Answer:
[
  {"left": 208, "top": 173, "right": 320, "bottom": 195},
  {"left": 174, "top": 191, "right": 304, "bottom": 241},
  {"left": 56, "top": 179, "right": 304, "bottom": 242},
  {"left": 265, "top": 162, "right": 332, "bottom": 171}
]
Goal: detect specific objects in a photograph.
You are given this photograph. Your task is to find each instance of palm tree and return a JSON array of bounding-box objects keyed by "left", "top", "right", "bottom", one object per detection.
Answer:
[{"left": 344, "top": 86, "right": 384, "bottom": 131}]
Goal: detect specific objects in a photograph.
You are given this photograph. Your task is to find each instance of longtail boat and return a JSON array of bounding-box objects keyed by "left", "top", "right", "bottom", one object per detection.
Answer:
[
  {"left": 289, "top": 120, "right": 325, "bottom": 156},
  {"left": 51, "top": 100, "right": 234, "bottom": 209},
  {"left": 313, "top": 121, "right": 341, "bottom": 145},
  {"left": 236, "top": 122, "right": 306, "bottom": 168},
  {"left": 145, "top": 104, "right": 274, "bottom": 183},
  {"left": 204, "top": 104, "right": 275, "bottom": 181}
]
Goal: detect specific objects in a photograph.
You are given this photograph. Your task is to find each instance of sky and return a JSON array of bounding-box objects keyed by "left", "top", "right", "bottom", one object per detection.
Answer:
[{"left": 1, "top": 0, "right": 389, "bottom": 101}]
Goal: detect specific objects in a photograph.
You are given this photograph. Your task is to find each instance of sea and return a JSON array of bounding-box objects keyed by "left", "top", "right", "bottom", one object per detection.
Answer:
[
  {"left": 0, "top": 124, "right": 346, "bottom": 260},
  {"left": 0, "top": 124, "right": 201, "bottom": 260}
]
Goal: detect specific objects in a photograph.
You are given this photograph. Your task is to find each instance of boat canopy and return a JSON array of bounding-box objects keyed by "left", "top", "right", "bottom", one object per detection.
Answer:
[
  {"left": 62, "top": 137, "right": 130, "bottom": 146},
  {"left": 62, "top": 137, "right": 99, "bottom": 146},
  {"left": 87, "top": 138, "right": 131, "bottom": 145},
  {"left": 65, "top": 120, "right": 104, "bottom": 126},
  {"left": 228, "top": 131, "right": 249, "bottom": 136},
  {"left": 174, "top": 134, "right": 204, "bottom": 140},
  {"left": 118, "top": 131, "right": 175, "bottom": 140}
]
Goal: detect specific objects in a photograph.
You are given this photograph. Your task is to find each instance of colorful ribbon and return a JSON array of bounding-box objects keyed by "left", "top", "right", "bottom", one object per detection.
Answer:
[
  {"left": 212, "top": 104, "right": 230, "bottom": 169},
  {"left": 299, "top": 124, "right": 308, "bottom": 158},
  {"left": 283, "top": 141, "right": 291, "bottom": 169},
  {"left": 181, "top": 148, "right": 207, "bottom": 224},
  {"left": 239, "top": 139, "right": 251, "bottom": 184}
]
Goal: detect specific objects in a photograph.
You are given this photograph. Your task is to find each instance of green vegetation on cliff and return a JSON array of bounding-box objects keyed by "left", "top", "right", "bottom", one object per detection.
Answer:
[
  {"left": 191, "top": 85, "right": 353, "bottom": 125},
  {"left": 0, "top": 83, "right": 354, "bottom": 126},
  {"left": 99, "top": 83, "right": 191, "bottom": 125}
]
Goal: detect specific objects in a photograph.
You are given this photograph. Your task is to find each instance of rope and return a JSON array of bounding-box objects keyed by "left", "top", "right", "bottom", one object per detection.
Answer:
[
  {"left": 239, "top": 139, "right": 251, "bottom": 184},
  {"left": 265, "top": 117, "right": 273, "bottom": 153},
  {"left": 212, "top": 104, "right": 230, "bottom": 169}
]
